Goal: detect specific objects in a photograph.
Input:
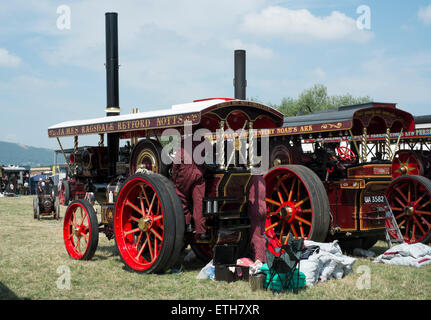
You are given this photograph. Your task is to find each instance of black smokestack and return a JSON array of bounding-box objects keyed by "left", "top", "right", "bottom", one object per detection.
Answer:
[
  {"left": 105, "top": 12, "right": 120, "bottom": 176},
  {"left": 105, "top": 12, "right": 120, "bottom": 114},
  {"left": 234, "top": 50, "right": 246, "bottom": 100}
]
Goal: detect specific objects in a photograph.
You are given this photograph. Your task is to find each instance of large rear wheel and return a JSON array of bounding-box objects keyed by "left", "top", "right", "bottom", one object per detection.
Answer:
[
  {"left": 129, "top": 139, "right": 169, "bottom": 176},
  {"left": 264, "top": 165, "right": 330, "bottom": 251},
  {"left": 63, "top": 200, "right": 99, "bottom": 260},
  {"left": 114, "top": 173, "right": 184, "bottom": 273},
  {"left": 386, "top": 175, "right": 431, "bottom": 244}
]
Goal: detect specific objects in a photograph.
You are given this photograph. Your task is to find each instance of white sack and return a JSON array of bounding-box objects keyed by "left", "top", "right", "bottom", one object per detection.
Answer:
[
  {"left": 300, "top": 240, "right": 356, "bottom": 286},
  {"left": 373, "top": 243, "right": 431, "bottom": 268}
]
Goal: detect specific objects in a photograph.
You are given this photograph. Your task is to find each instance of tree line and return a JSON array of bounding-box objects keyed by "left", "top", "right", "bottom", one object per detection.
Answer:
[{"left": 255, "top": 84, "right": 371, "bottom": 117}]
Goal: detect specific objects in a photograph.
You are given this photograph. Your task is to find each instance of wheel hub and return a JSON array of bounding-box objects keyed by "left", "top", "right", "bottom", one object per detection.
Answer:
[
  {"left": 280, "top": 202, "right": 296, "bottom": 223},
  {"left": 138, "top": 217, "right": 152, "bottom": 232},
  {"left": 73, "top": 225, "right": 87, "bottom": 237},
  {"left": 405, "top": 205, "right": 414, "bottom": 217},
  {"left": 400, "top": 165, "right": 409, "bottom": 175}
]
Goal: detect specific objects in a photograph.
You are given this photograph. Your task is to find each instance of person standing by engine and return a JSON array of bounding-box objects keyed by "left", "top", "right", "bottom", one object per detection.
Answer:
[
  {"left": 247, "top": 174, "right": 267, "bottom": 263},
  {"left": 172, "top": 133, "right": 208, "bottom": 241}
]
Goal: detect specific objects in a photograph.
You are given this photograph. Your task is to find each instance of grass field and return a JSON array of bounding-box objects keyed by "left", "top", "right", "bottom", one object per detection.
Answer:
[{"left": 0, "top": 195, "right": 430, "bottom": 300}]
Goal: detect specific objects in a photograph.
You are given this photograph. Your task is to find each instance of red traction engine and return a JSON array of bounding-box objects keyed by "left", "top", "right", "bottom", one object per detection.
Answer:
[
  {"left": 57, "top": 146, "right": 113, "bottom": 206},
  {"left": 386, "top": 142, "right": 431, "bottom": 244},
  {"left": 265, "top": 102, "right": 416, "bottom": 250},
  {"left": 48, "top": 98, "right": 285, "bottom": 273}
]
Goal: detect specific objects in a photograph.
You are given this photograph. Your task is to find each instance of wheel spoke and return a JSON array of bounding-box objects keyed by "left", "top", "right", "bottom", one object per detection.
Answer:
[
  {"left": 294, "top": 196, "right": 309, "bottom": 208},
  {"left": 150, "top": 228, "right": 163, "bottom": 241},
  {"left": 412, "top": 216, "right": 426, "bottom": 236},
  {"left": 394, "top": 196, "right": 406, "bottom": 208},
  {"left": 420, "top": 216, "right": 431, "bottom": 229},
  {"left": 415, "top": 210, "right": 431, "bottom": 215},
  {"left": 290, "top": 224, "right": 299, "bottom": 239},
  {"left": 395, "top": 186, "right": 409, "bottom": 204},
  {"left": 279, "top": 220, "right": 286, "bottom": 242},
  {"left": 408, "top": 183, "right": 411, "bottom": 203},
  {"left": 265, "top": 197, "right": 281, "bottom": 206},
  {"left": 140, "top": 184, "right": 151, "bottom": 208},
  {"left": 147, "top": 193, "right": 157, "bottom": 216},
  {"left": 411, "top": 222, "right": 416, "bottom": 242},
  {"left": 299, "top": 222, "right": 305, "bottom": 238},
  {"left": 277, "top": 191, "right": 284, "bottom": 204},
  {"left": 153, "top": 215, "right": 163, "bottom": 221},
  {"left": 277, "top": 176, "right": 290, "bottom": 201},
  {"left": 124, "top": 227, "right": 141, "bottom": 236},
  {"left": 418, "top": 199, "right": 431, "bottom": 210},
  {"left": 265, "top": 221, "right": 280, "bottom": 232},
  {"left": 294, "top": 215, "right": 312, "bottom": 226},
  {"left": 138, "top": 190, "right": 147, "bottom": 216},
  {"left": 288, "top": 178, "right": 296, "bottom": 202},
  {"left": 146, "top": 232, "right": 154, "bottom": 262},
  {"left": 130, "top": 216, "right": 140, "bottom": 223},
  {"left": 135, "top": 237, "right": 147, "bottom": 260},
  {"left": 125, "top": 200, "right": 145, "bottom": 216},
  {"left": 398, "top": 218, "right": 407, "bottom": 227},
  {"left": 395, "top": 212, "right": 406, "bottom": 220}
]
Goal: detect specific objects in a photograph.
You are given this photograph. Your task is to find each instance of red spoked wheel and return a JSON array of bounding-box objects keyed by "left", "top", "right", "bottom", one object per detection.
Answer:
[
  {"left": 63, "top": 200, "right": 99, "bottom": 260},
  {"left": 392, "top": 151, "right": 424, "bottom": 179},
  {"left": 114, "top": 173, "right": 184, "bottom": 273},
  {"left": 386, "top": 175, "right": 431, "bottom": 244},
  {"left": 264, "top": 165, "right": 330, "bottom": 253},
  {"left": 59, "top": 180, "right": 70, "bottom": 206},
  {"left": 337, "top": 146, "right": 357, "bottom": 163}
]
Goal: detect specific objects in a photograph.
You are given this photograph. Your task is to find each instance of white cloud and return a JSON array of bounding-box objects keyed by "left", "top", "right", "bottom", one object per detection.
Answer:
[
  {"left": 240, "top": 6, "right": 374, "bottom": 43},
  {"left": 418, "top": 5, "right": 431, "bottom": 25},
  {"left": 0, "top": 48, "right": 21, "bottom": 67}
]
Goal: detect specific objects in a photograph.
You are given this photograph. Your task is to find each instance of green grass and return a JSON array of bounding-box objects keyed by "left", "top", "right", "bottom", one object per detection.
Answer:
[{"left": 0, "top": 196, "right": 430, "bottom": 300}]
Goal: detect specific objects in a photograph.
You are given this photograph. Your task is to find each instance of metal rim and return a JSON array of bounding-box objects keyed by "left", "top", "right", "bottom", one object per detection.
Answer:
[
  {"left": 265, "top": 167, "right": 314, "bottom": 252},
  {"left": 114, "top": 176, "right": 165, "bottom": 272},
  {"left": 63, "top": 202, "right": 93, "bottom": 259},
  {"left": 386, "top": 176, "right": 431, "bottom": 243},
  {"left": 136, "top": 149, "right": 159, "bottom": 173}
]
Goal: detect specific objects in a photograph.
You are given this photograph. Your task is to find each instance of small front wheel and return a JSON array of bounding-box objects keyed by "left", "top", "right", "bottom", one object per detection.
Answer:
[{"left": 63, "top": 200, "right": 99, "bottom": 260}]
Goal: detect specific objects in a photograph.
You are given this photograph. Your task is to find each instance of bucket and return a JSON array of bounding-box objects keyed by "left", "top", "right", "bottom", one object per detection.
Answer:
[{"left": 249, "top": 273, "right": 266, "bottom": 291}]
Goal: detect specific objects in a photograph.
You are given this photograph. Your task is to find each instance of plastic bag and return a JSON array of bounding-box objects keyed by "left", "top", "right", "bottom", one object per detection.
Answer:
[{"left": 196, "top": 260, "right": 215, "bottom": 279}]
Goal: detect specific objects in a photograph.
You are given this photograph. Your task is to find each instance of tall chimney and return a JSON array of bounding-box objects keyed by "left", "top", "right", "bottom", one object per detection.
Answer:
[
  {"left": 234, "top": 50, "right": 246, "bottom": 100},
  {"left": 105, "top": 12, "right": 120, "bottom": 177}
]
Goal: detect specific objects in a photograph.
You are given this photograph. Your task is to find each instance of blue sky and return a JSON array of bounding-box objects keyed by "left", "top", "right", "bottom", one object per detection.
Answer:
[{"left": 1, "top": 0, "right": 431, "bottom": 149}]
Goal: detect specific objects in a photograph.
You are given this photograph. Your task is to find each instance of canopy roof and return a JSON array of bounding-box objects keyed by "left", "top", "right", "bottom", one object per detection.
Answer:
[
  {"left": 272, "top": 102, "right": 415, "bottom": 137},
  {"left": 48, "top": 98, "right": 284, "bottom": 138}
]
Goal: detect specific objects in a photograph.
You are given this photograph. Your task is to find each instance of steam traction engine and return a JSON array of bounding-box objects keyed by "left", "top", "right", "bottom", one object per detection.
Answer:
[
  {"left": 265, "top": 102, "right": 416, "bottom": 250},
  {"left": 48, "top": 98, "right": 284, "bottom": 272},
  {"left": 378, "top": 114, "right": 431, "bottom": 244}
]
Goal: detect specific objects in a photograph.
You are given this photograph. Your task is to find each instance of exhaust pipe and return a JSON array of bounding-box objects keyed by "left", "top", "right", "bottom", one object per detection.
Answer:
[
  {"left": 105, "top": 12, "right": 120, "bottom": 176},
  {"left": 234, "top": 50, "right": 246, "bottom": 100}
]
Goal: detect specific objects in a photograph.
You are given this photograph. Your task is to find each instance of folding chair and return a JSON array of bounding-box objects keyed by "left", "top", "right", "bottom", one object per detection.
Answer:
[{"left": 264, "top": 234, "right": 304, "bottom": 294}]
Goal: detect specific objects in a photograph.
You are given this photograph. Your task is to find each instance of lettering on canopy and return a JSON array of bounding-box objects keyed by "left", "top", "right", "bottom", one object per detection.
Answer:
[
  {"left": 48, "top": 112, "right": 200, "bottom": 138},
  {"left": 256, "top": 120, "right": 352, "bottom": 137}
]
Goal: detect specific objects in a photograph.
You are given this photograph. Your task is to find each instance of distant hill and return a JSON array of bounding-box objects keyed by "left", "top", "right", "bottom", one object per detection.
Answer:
[{"left": 0, "top": 141, "right": 54, "bottom": 167}]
